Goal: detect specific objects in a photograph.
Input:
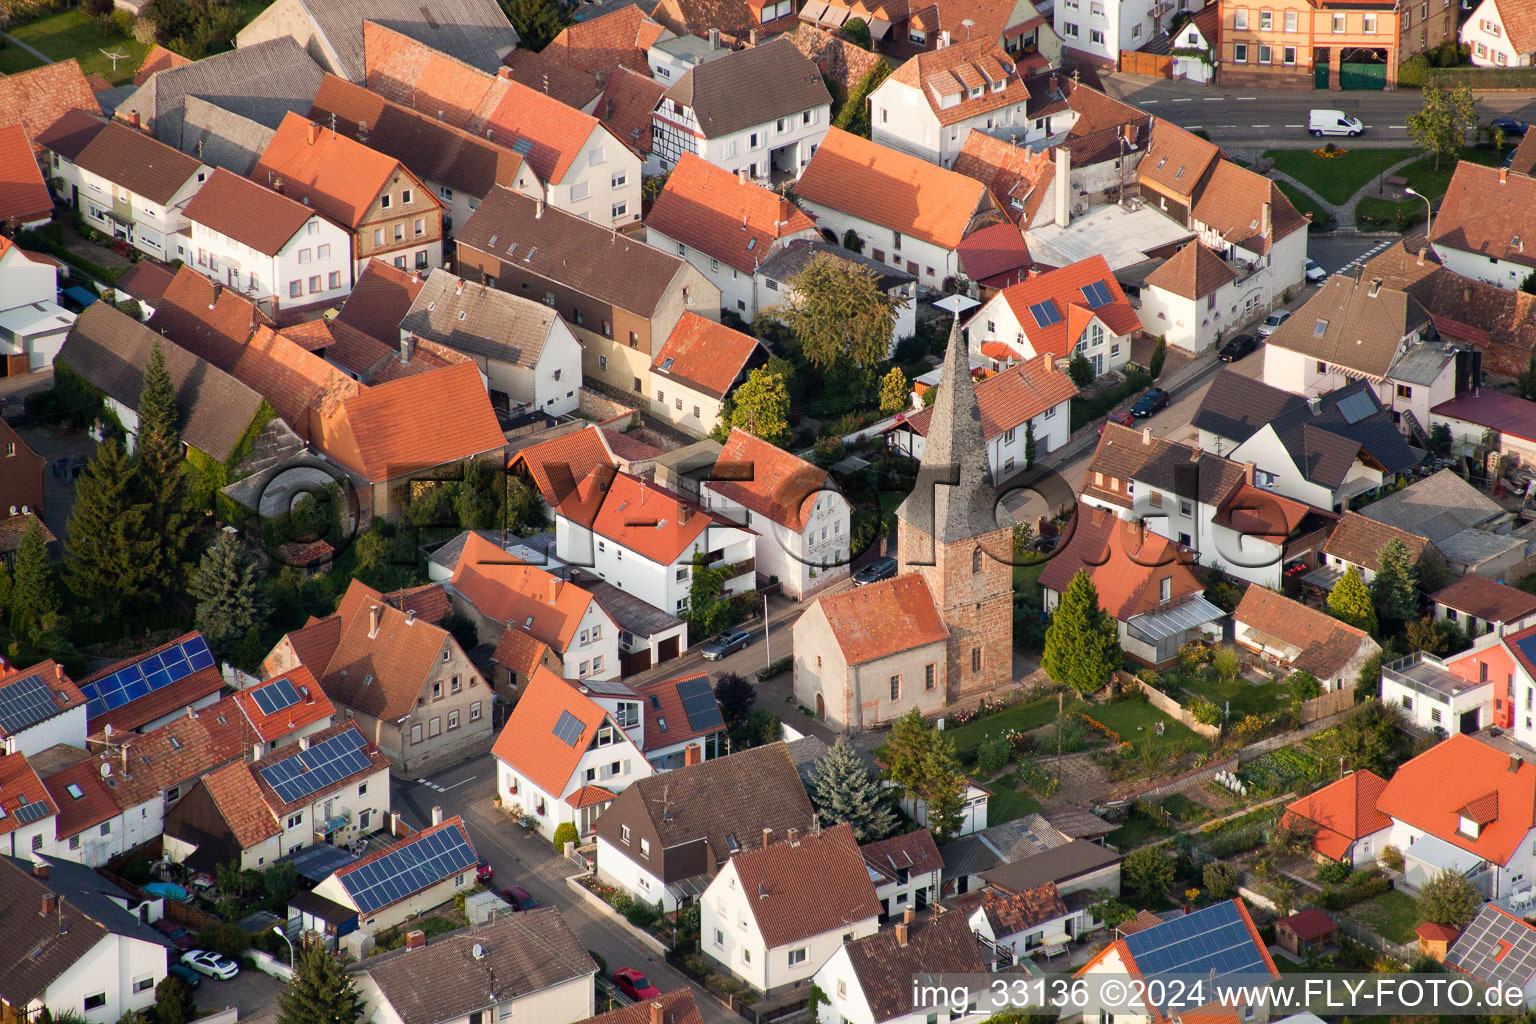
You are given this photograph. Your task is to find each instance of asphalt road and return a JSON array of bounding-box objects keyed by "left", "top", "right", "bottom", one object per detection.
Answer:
[{"left": 1102, "top": 74, "right": 1536, "bottom": 150}]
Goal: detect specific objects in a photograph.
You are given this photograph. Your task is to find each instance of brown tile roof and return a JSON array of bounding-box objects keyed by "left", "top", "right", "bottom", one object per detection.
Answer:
[
  {"left": 1490, "top": 0, "right": 1536, "bottom": 60},
  {"left": 233, "top": 325, "right": 362, "bottom": 441},
  {"left": 595, "top": 68, "right": 666, "bottom": 156},
  {"left": 887, "top": 38, "right": 1031, "bottom": 127},
  {"left": 1210, "top": 482, "right": 1315, "bottom": 545},
  {"left": 458, "top": 186, "right": 690, "bottom": 317},
  {"left": 649, "top": 0, "right": 787, "bottom": 45},
  {"left": 309, "top": 74, "right": 529, "bottom": 200},
  {"left": 977, "top": 881, "right": 1069, "bottom": 937},
  {"left": 546, "top": 5, "right": 666, "bottom": 75},
  {"left": 1064, "top": 79, "right": 1148, "bottom": 163},
  {"left": 1234, "top": 586, "right": 1374, "bottom": 678},
  {"left": 499, "top": 47, "right": 601, "bottom": 110},
  {"left": 709, "top": 428, "right": 829, "bottom": 531},
  {"left": 368, "top": 336, "right": 465, "bottom": 383},
  {"left": 843, "top": 910, "right": 987, "bottom": 1023},
  {"left": 102, "top": 692, "right": 254, "bottom": 802},
  {"left": 146, "top": 265, "right": 272, "bottom": 370},
  {"left": 0, "top": 123, "right": 52, "bottom": 225},
  {"left": 310, "top": 579, "right": 456, "bottom": 721},
  {"left": 509, "top": 426, "right": 617, "bottom": 508},
  {"left": 1264, "top": 274, "right": 1431, "bottom": 379},
  {"left": 384, "top": 583, "right": 453, "bottom": 624},
  {"left": 0, "top": 512, "right": 52, "bottom": 555},
  {"left": 492, "top": 665, "right": 632, "bottom": 795},
  {"left": 44, "top": 757, "right": 122, "bottom": 839},
  {"left": 1143, "top": 241, "right": 1238, "bottom": 300},
  {"left": 319, "top": 362, "right": 506, "bottom": 482},
  {"left": 321, "top": 320, "right": 398, "bottom": 378},
  {"left": 603, "top": 429, "right": 663, "bottom": 462},
  {"left": 1138, "top": 118, "right": 1219, "bottom": 199},
  {"left": 1191, "top": 159, "right": 1307, "bottom": 256},
  {"left": 1431, "top": 162, "right": 1536, "bottom": 270},
  {"left": 732, "top": 823, "right": 880, "bottom": 946},
  {"left": 783, "top": 24, "right": 886, "bottom": 97},
  {"left": 651, "top": 313, "right": 763, "bottom": 399},
  {"left": 1432, "top": 574, "right": 1536, "bottom": 623},
  {"left": 796, "top": 127, "right": 994, "bottom": 250},
  {"left": 133, "top": 44, "right": 192, "bottom": 86},
  {"left": 400, "top": 268, "right": 561, "bottom": 369},
  {"left": 0, "top": 750, "right": 56, "bottom": 836},
  {"left": 559, "top": 468, "right": 738, "bottom": 565},
  {"left": 116, "top": 261, "right": 177, "bottom": 307},
  {"left": 952, "top": 133, "right": 1056, "bottom": 227},
  {"left": 646, "top": 152, "right": 818, "bottom": 274},
  {"left": 812, "top": 573, "right": 949, "bottom": 665},
  {"left": 860, "top": 827, "right": 942, "bottom": 884},
  {"left": 282, "top": 615, "right": 346, "bottom": 678},
  {"left": 955, "top": 221, "right": 1032, "bottom": 286},
  {"left": 897, "top": 352, "right": 1077, "bottom": 442},
  {"left": 491, "top": 627, "right": 552, "bottom": 678},
  {"left": 72, "top": 119, "right": 204, "bottom": 205},
  {"left": 200, "top": 761, "right": 281, "bottom": 847},
  {"left": 576, "top": 990, "right": 702, "bottom": 1024},
  {"left": 663, "top": 37, "right": 829, "bottom": 139},
  {"left": 35, "top": 106, "right": 105, "bottom": 162},
  {"left": 450, "top": 532, "right": 600, "bottom": 652},
  {"left": 181, "top": 167, "right": 316, "bottom": 256},
  {"left": 1323, "top": 510, "right": 1431, "bottom": 571},
  {"left": 1037, "top": 506, "right": 1203, "bottom": 621},
  {"left": 0, "top": 60, "right": 102, "bottom": 150},
  {"left": 252, "top": 112, "right": 423, "bottom": 230},
  {"left": 230, "top": 666, "right": 334, "bottom": 742},
  {"left": 335, "top": 258, "right": 427, "bottom": 346},
  {"left": 250, "top": 722, "right": 390, "bottom": 813},
  {"left": 0, "top": 856, "right": 110, "bottom": 1006},
  {"left": 0, "top": 659, "right": 84, "bottom": 729},
  {"left": 982, "top": 254, "right": 1140, "bottom": 359},
  {"left": 1512, "top": 131, "right": 1536, "bottom": 178}
]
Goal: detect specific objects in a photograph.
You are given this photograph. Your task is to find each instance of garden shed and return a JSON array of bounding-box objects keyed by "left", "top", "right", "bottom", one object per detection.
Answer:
[{"left": 1276, "top": 908, "right": 1337, "bottom": 955}]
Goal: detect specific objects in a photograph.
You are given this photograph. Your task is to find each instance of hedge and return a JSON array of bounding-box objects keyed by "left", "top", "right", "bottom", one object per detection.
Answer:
[{"left": 1423, "top": 66, "right": 1536, "bottom": 88}]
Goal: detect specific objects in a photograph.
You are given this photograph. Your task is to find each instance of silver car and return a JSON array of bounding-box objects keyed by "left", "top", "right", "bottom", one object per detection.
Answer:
[{"left": 1257, "top": 310, "right": 1291, "bottom": 337}]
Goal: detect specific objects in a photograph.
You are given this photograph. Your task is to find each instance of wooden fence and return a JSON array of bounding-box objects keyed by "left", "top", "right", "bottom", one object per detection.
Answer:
[
  {"left": 1120, "top": 50, "right": 1173, "bottom": 77},
  {"left": 1119, "top": 670, "right": 1222, "bottom": 740},
  {"left": 1298, "top": 686, "right": 1354, "bottom": 724}
]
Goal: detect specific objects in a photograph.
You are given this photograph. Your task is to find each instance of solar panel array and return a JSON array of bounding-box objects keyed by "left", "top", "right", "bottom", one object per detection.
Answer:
[
  {"left": 82, "top": 636, "right": 215, "bottom": 718},
  {"left": 14, "top": 800, "right": 51, "bottom": 825},
  {"left": 1517, "top": 634, "right": 1536, "bottom": 672},
  {"left": 250, "top": 676, "right": 302, "bottom": 717},
  {"left": 0, "top": 673, "right": 60, "bottom": 734},
  {"left": 678, "top": 678, "right": 724, "bottom": 732},
  {"left": 1080, "top": 280, "right": 1113, "bottom": 308},
  {"left": 1028, "top": 301, "right": 1062, "bottom": 328},
  {"left": 1336, "top": 390, "right": 1377, "bottom": 426},
  {"left": 1447, "top": 907, "right": 1536, "bottom": 986},
  {"left": 552, "top": 710, "right": 585, "bottom": 747},
  {"left": 258, "top": 729, "right": 374, "bottom": 804},
  {"left": 341, "top": 825, "right": 477, "bottom": 914},
  {"left": 1122, "top": 902, "right": 1270, "bottom": 985}
]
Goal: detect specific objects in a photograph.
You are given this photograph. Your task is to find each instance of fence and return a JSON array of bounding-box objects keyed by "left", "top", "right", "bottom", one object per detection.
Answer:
[
  {"left": 1121, "top": 671, "right": 1222, "bottom": 741},
  {"left": 1235, "top": 873, "right": 1420, "bottom": 963},
  {"left": 163, "top": 900, "right": 215, "bottom": 931},
  {"left": 1298, "top": 687, "right": 1353, "bottom": 724},
  {"left": 1121, "top": 754, "right": 1239, "bottom": 806},
  {"left": 1120, "top": 50, "right": 1173, "bottom": 77},
  {"left": 251, "top": 949, "right": 295, "bottom": 981}
]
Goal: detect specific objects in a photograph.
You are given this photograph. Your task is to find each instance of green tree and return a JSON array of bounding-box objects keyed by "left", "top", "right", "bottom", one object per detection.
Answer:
[
  {"left": 1068, "top": 350, "right": 1094, "bottom": 387},
  {"left": 1406, "top": 615, "right": 1468, "bottom": 657},
  {"left": 1203, "top": 861, "right": 1238, "bottom": 900},
  {"left": 552, "top": 822, "right": 579, "bottom": 851},
  {"left": 685, "top": 550, "right": 736, "bottom": 637},
  {"left": 1149, "top": 336, "right": 1168, "bottom": 379},
  {"left": 189, "top": 531, "right": 267, "bottom": 659},
  {"left": 842, "top": 228, "right": 864, "bottom": 254},
  {"left": 809, "top": 735, "right": 896, "bottom": 841},
  {"left": 1025, "top": 420, "right": 1036, "bottom": 469},
  {"left": 133, "top": 339, "right": 195, "bottom": 587},
  {"left": 10, "top": 519, "right": 58, "bottom": 640},
  {"left": 879, "top": 366, "right": 910, "bottom": 415},
  {"left": 842, "top": 16, "right": 872, "bottom": 47},
  {"left": 1328, "top": 566, "right": 1378, "bottom": 635},
  {"left": 1370, "top": 537, "right": 1419, "bottom": 623},
  {"left": 882, "top": 709, "right": 967, "bottom": 838},
  {"left": 263, "top": 862, "right": 299, "bottom": 908},
  {"left": 455, "top": 459, "right": 505, "bottom": 531},
  {"left": 155, "top": 977, "right": 196, "bottom": 1024},
  {"left": 1211, "top": 646, "right": 1239, "bottom": 683},
  {"left": 507, "top": 477, "right": 545, "bottom": 533},
  {"left": 728, "top": 367, "right": 792, "bottom": 447},
  {"left": 1406, "top": 84, "right": 1478, "bottom": 169},
  {"left": 1122, "top": 846, "right": 1176, "bottom": 901},
  {"left": 771, "top": 254, "right": 898, "bottom": 371},
  {"left": 500, "top": 0, "right": 568, "bottom": 49},
  {"left": 1323, "top": 698, "right": 1404, "bottom": 776},
  {"left": 1042, "top": 570, "right": 1122, "bottom": 694},
  {"left": 277, "top": 943, "right": 365, "bottom": 1024},
  {"left": 1355, "top": 649, "right": 1385, "bottom": 703},
  {"left": 714, "top": 671, "right": 756, "bottom": 734},
  {"left": 1427, "top": 422, "right": 1453, "bottom": 456},
  {"left": 831, "top": 64, "right": 891, "bottom": 137},
  {"left": 1287, "top": 670, "right": 1322, "bottom": 701},
  {"left": 1522, "top": 269, "right": 1536, "bottom": 296},
  {"left": 1417, "top": 868, "right": 1481, "bottom": 928}
]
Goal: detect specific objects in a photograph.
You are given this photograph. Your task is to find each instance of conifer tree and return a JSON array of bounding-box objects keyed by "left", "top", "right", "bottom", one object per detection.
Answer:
[
  {"left": 809, "top": 736, "right": 895, "bottom": 842},
  {"left": 1328, "top": 566, "right": 1379, "bottom": 636},
  {"left": 882, "top": 709, "right": 967, "bottom": 838},
  {"left": 1042, "top": 570, "right": 1122, "bottom": 694},
  {"left": 10, "top": 519, "right": 57, "bottom": 640},
  {"left": 277, "top": 943, "right": 364, "bottom": 1024},
  {"left": 1369, "top": 537, "right": 1419, "bottom": 624},
  {"left": 189, "top": 531, "right": 267, "bottom": 658},
  {"left": 66, "top": 440, "right": 156, "bottom": 617},
  {"left": 134, "top": 340, "right": 195, "bottom": 583}
]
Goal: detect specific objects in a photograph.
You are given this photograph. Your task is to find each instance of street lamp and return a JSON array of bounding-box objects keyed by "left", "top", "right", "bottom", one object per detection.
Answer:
[
  {"left": 1404, "top": 186, "right": 1433, "bottom": 237},
  {"left": 271, "top": 925, "right": 295, "bottom": 967}
]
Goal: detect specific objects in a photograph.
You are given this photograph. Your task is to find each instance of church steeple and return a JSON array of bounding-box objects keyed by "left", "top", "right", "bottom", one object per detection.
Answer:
[{"left": 895, "top": 315, "right": 1001, "bottom": 545}]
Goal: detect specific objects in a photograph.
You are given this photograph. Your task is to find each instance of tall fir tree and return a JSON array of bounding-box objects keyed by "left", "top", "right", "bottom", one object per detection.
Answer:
[
  {"left": 881, "top": 709, "right": 967, "bottom": 838},
  {"left": 1041, "top": 570, "right": 1122, "bottom": 694},
  {"left": 9, "top": 519, "right": 57, "bottom": 640},
  {"left": 66, "top": 440, "right": 157, "bottom": 617},
  {"left": 1369, "top": 537, "right": 1419, "bottom": 623},
  {"left": 277, "top": 943, "right": 364, "bottom": 1024},
  {"left": 1328, "top": 566, "right": 1379, "bottom": 636},
  {"left": 189, "top": 531, "right": 267, "bottom": 658},
  {"left": 809, "top": 736, "right": 895, "bottom": 842},
  {"left": 134, "top": 340, "right": 195, "bottom": 585}
]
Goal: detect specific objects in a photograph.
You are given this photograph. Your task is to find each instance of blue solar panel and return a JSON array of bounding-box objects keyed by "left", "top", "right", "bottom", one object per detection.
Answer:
[
  {"left": 679, "top": 678, "right": 724, "bottom": 732},
  {"left": 14, "top": 800, "right": 50, "bottom": 824},
  {"left": 341, "top": 825, "right": 478, "bottom": 914},
  {"left": 258, "top": 728, "right": 373, "bottom": 804},
  {"left": 1123, "top": 902, "right": 1269, "bottom": 988},
  {"left": 553, "top": 710, "right": 584, "bottom": 747},
  {"left": 1028, "top": 301, "right": 1062, "bottom": 328},
  {"left": 81, "top": 636, "right": 215, "bottom": 718},
  {"left": 251, "top": 677, "right": 302, "bottom": 717},
  {"left": 0, "top": 673, "right": 62, "bottom": 735},
  {"left": 1081, "top": 280, "right": 1114, "bottom": 308}
]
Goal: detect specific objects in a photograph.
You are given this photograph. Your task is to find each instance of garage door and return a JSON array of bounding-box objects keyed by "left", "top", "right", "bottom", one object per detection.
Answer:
[
  {"left": 1314, "top": 53, "right": 1330, "bottom": 88},
  {"left": 1339, "top": 60, "right": 1386, "bottom": 89}
]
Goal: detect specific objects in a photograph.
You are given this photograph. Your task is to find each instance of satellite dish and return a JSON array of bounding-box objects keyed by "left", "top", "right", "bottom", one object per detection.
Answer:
[
  {"left": 20, "top": 506, "right": 29, "bottom": 515},
  {"left": 471, "top": 943, "right": 487, "bottom": 960},
  {"left": 101, "top": 762, "right": 112, "bottom": 778},
  {"left": 7, "top": 506, "right": 14, "bottom": 516}
]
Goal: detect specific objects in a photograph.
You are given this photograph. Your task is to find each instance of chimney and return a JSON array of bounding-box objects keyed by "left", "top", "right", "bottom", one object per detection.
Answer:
[
  {"left": 1512, "top": 755, "right": 1524, "bottom": 773},
  {"left": 303, "top": 686, "right": 313, "bottom": 704},
  {"left": 650, "top": 1004, "right": 664, "bottom": 1024},
  {"left": 121, "top": 745, "right": 129, "bottom": 776},
  {"left": 709, "top": 27, "right": 720, "bottom": 48},
  {"left": 455, "top": 278, "right": 465, "bottom": 296},
  {"left": 595, "top": 69, "right": 607, "bottom": 89},
  {"left": 787, "top": 827, "right": 799, "bottom": 845},
  {"left": 1501, "top": 167, "right": 1509, "bottom": 184},
  {"left": 1308, "top": 396, "right": 1322, "bottom": 415},
  {"left": 1142, "top": 427, "right": 1151, "bottom": 445},
  {"left": 497, "top": 67, "right": 513, "bottom": 80},
  {"left": 307, "top": 121, "right": 320, "bottom": 146},
  {"left": 684, "top": 743, "right": 702, "bottom": 765},
  {"left": 298, "top": 735, "right": 310, "bottom": 752},
  {"left": 737, "top": 167, "right": 748, "bottom": 185},
  {"left": 535, "top": 194, "right": 545, "bottom": 219},
  {"left": 1242, "top": 461, "right": 1254, "bottom": 485},
  {"left": 895, "top": 921, "right": 909, "bottom": 947},
  {"left": 33, "top": 862, "right": 49, "bottom": 880},
  {"left": 432, "top": 805, "right": 444, "bottom": 826},
  {"left": 405, "top": 609, "right": 416, "bottom": 625},
  {"left": 549, "top": 577, "right": 562, "bottom": 604},
  {"left": 1054, "top": 147, "right": 1071, "bottom": 228},
  {"left": 939, "top": 29, "right": 950, "bottom": 46},
  {"left": 40, "top": 892, "right": 58, "bottom": 917},
  {"left": 210, "top": 281, "right": 223, "bottom": 307},
  {"left": 369, "top": 604, "right": 382, "bottom": 638},
  {"left": 405, "top": 929, "right": 427, "bottom": 950},
  {"left": 1464, "top": 284, "right": 1473, "bottom": 303},
  {"left": 1417, "top": 247, "right": 1427, "bottom": 266},
  {"left": 400, "top": 335, "right": 416, "bottom": 364},
  {"left": 1261, "top": 201, "right": 1272, "bottom": 239},
  {"left": 749, "top": 28, "right": 758, "bottom": 44},
  {"left": 762, "top": 826, "right": 773, "bottom": 849},
  {"left": 253, "top": 742, "right": 264, "bottom": 760},
  {"left": 903, "top": 906, "right": 916, "bottom": 925},
  {"left": 129, "top": 110, "right": 140, "bottom": 130}
]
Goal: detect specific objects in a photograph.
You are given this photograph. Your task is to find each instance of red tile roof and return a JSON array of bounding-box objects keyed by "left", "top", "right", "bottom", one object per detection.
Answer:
[
  {"left": 231, "top": 666, "right": 334, "bottom": 742},
  {"left": 545, "top": 5, "right": 665, "bottom": 74},
  {"left": 1191, "top": 160, "right": 1307, "bottom": 257},
  {"left": 886, "top": 38, "right": 1030, "bottom": 127},
  {"left": 1283, "top": 770, "right": 1391, "bottom": 861},
  {"left": 1431, "top": 162, "right": 1536, "bottom": 271},
  {"left": 310, "top": 579, "right": 456, "bottom": 722},
  {"left": 234, "top": 325, "right": 362, "bottom": 441},
  {"left": 199, "top": 761, "right": 281, "bottom": 848},
  {"left": 1278, "top": 908, "right": 1336, "bottom": 943},
  {"left": 116, "top": 262, "right": 177, "bottom": 307},
  {"left": 0, "top": 750, "right": 55, "bottom": 836},
  {"left": 81, "top": 632, "right": 228, "bottom": 735},
  {"left": 796, "top": 127, "right": 993, "bottom": 251},
  {"left": 1491, "top": 0, "right": 1536, "bottom": 55},
  {"left": 133, "top": 45, "right": 192, "bottom": 86},
  {"left": 982, "top": 254, "right": 1141, "bottom": 359},
  {"left": 895, "top": 352, "right": 1076, "bottom": 441},
  {"left": 499, "top": 47, "right": 600, "bottom": 110},
  {"left": 1211, "top": 483, "right": 1314, "bottom": 545},
  {"left": 249, "top": 721, "right": 390, "bottom": 813},
  {"left": 492, "top": 627, "right": 552, "bottom": 679},
  {"left": 1036, "top": 507, "right": 1203, "bottom": 621},
  {"left": 0, "top": 60, "right": 102, "bottom": 150},
  {"left": 146, "top": 265, "right": 272, "bottom": 371},
  {"left": 651, "top": 313, "right": 763, "bottom": 400},
  {"left": 1377, "top": 733, "right": 1536, "bottom": 866},
  {"left": 43, "top": 758, "right": 121, "bottom": 840},
  {"left": 252, "top": 112, "right": 429, "bottom": 231},
  {"left": 730, "top": 823, "right": 881, "bottom": 947},
  {"left": 319, "top": 362, "right": 506, "bottom": 482},
  {"left": 709, "top": 428, "right": 831, "bottom": 531},
  {"left": 385, "top": 583, "right": 453, "bottom": 624},
  {"left": 646, "top": 152, "right": 818, "bottom": 274},
  {"left": 595, "top": 68, "right": 666, "bottom": 157},
  {"left": 0, "top": 124, "right": 52, "bottom": 225},
  {"left": 1139, "top": 118, "right": 1220, "bottom": 200},
  {"left": 637, "top": 670, "right": 722, "bottom": 750},
  {"left": 509, "top": 426, "right": 617, "bottom": 508},
  {"left": 955, "top": 221, "right": 1032, "bottom": 287},
  {"left": 565, "top": 784, "right": 616, "bottom": 808},
  {"left": 182, "top": 168, "right": 316, "bottom": 257},
  {"left": 335, "top": 259, "right": 427, "bottom": 347},
  {"left": 559, "top": 468, "right": 742, "bottom": 566},
  {"left": 1142, "top": 241, "right": 1237, "bottom": 301},
  {"left": 1431, "top": 575, "right": 1536, "bottom": 624},
  {"left": 811, "top": 573, "right": 949, "bottom": 665},
  {"left": 450, "top": 532, "right": 600, "bottom": 652},
  {"left": 492, "top": 666, "right": 634, "bottom": 796}
]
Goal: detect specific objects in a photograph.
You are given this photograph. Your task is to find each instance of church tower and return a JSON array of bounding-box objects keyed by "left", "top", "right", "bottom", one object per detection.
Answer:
[{"left": 895, "top": 315, "right": 1014, "bottom": 700}]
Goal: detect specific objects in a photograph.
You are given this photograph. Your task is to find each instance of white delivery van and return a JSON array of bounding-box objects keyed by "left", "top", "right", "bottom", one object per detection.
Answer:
[{"left": 1308, "top": 110, "right": 1364, "bottom": 137}]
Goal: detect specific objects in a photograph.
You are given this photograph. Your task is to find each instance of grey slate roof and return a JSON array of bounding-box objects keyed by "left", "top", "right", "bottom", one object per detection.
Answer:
[
  {"left": 896, "top": 316, "right": 1004, "bottom": 546},
  {"left": 940, "top": 833, "right": 1002, "bottom": 880},
  {"left": 663, "top": 37, "right": 830, "bottom": 138},
  {"left": 4, "top": 855, "right": 170, "bottom": 948},
  {"left": 978, "top": 839, "right": 1121, "bottom": 894},
  {"left": 1437, "top": 528, "right": 1527, "bottom": 567},
  {"left": 587, "top": 581, "right": 685, "bottom": 640},
  {"left": 57, "top": 303, "right": 268, "bottom": 463},
  {"left": 1388, "top": 341, "right": 1458, "bottom": 387},
  {"left": 179, "top": 95, "right": 275, "bottom": 174},
  {"left": 1357, "top": 468, "right": 1504, "bottom": 543},
  {"left": 351, "top": 911, "right": 595, "bottom": 1024},
  {"left": 977, "top": 815, "right": 1071, "bottom": 861},
  {"left": 428, "top": 529, "right": 517, "bottom": 572},
  {"left": 119, "top": 38, "right": 325, "bottom": 151},
  {"left": 756, "top": 239, "right": 915, "bottom": 292},
  {"left": 269, "top": 0, "right": 517, "bottom": 81},
  {"left": 1190, "top": 368, "right": 1307, "bottom": 446},
  {"left": 1267, "top": 379, "right": 1420, "bottom": 488},
  {"left": 400, "top": 269, "right": 556, "bottom": 370},
  {"left": 1042, "top": 806, "right": 1115, "bottom": 839}
]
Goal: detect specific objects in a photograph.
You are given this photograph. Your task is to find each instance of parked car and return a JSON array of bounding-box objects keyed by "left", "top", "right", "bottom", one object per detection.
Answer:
[
  {"left": 614, "top": 968, "right": 661, "bottom": 1001},
  {"left": 153, "top": 919, "right": 197, "bottom": 950},
  {"left": 852, "top": 556, "right": 897, "bottom": 586},
  {"left": 1099, "top": 409, "right": 1136, "bottom": 434},
  {"left": 1130, "top": 388, "right": 1170, "bottom": 418},
  {"left": 476, "top": 860, "right": 494, "bottom": 884},
  {"left": 1308, "top": 109, "right": 1364, "bottom": 137},
  {"left": 1493, "top": 117, "right": 1529, "bottom": 137},
  {"left": 700, "top": 627, "right": 752, "bottom": 661},
  {"left": 1305, "top": 258, "right": 1327, "bottom": 284},
  {"left": 166, "top": 964, "right": 202, "bottom": 991},
  {"left": 1257, "top": 310, "right": 1291, "bottom": 338},
  {"left": 500, "top": 885, "right": 538, "bottom": 910},
  {"left": 182, "top": 950, "right": 239, "bottom": 980},
  {"left": 1217, "top": 334, "right": 1258, "bottom": 362},
  {"left": 1031, "top": 534, "right": 1060, "bottom": 553}
]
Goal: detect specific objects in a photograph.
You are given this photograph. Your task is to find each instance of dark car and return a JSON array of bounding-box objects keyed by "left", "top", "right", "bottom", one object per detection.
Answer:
[
  {"left": 1218, "top": 334, "right": 1258, "bottom": 362},
  {"left": 153, "top": 919, "right": 197, "bottom": 951},
  {"left": 1099, "top": 409, "right": 1136, "bottom": 434},
  {"left": 166, "top": 964, "right": 202, "bottom": 991},
  {"left": 1031, "top": 534, "right": 1060, "bottom": 553},
  {"left": 700, "top": 626, "right": 752, "bottom": 661},
  {"left": 476, "top": 860, "right": 494, "bottom": 884},
  {"left": 614, "top": 968, "right": 661, "bottom": 1002},
  {"left": 499, "top": 885, "right": 538, "bottom": 911},
  {"left": 852, "top": 556, "right": 897, "bottom": 586},
  {"left": 1130, "top": 388, "right": 1170, "bottom": 418},
  {"left": 1494, "top": 117, "right": 1529, "bottom": 137}
]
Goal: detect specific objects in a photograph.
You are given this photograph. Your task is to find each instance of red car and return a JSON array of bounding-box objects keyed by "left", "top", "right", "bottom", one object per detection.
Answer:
[
  {"left": 1100, "top": 409, "right": 1136, "bottom": 434},
  {"left": 499, "top": 885, "right": 538, "bottom": 911},
  {"left": 614, "top": 968, "right": 660, "bottom": 1001},
  {"left": 153, "top": 919, "right": 197, "bottom": 950},
  {"left": 476, "top": 860, "right": 494, "bottom": 884}
]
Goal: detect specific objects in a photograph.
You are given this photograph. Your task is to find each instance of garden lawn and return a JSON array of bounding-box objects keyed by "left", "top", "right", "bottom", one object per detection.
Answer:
[
  {"left": 1354, "top": 197, "right": 1425, "bottom": 232},
  {"left": 985, "top": 785, "right": 1043, "bottom": 825},
  {"left": 1176, "top": 670, "right": 1288, "bottom": 719},
  {"left": 1013, "top": 557, "right": 1047, "bottom": 602},
  {"left": 0, "top": 45, "right": 46, "bottom": 74},
  {"left": 1348, "top": 889, "right": 1420, "bottom": 944},
  {"left": 1275, "top": 182, "right": 1336, "bottom": 232},
  {"left": 9, "top": 9, "right": 150, "bottom": 85},
  {"left": 1396, "top": 145, "right": 1504, "bottom": 200},
  {"left": 945, "top": 695, "right": 1061, "bottom": 757},
  {"left": 1088, "top": 700, "right": 1203, "bottom": 753},
  {"left": 1263, "top": 148, "right": 1415, "bottom": 206},
  {"left": 1106, "top": 805, "right": 1174, "bottom": 849}
]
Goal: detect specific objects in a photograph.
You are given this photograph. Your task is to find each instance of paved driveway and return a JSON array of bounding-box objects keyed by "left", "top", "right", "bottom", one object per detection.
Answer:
[{"left": 194, "top": 966, "right": 283, "bottom": 1024}]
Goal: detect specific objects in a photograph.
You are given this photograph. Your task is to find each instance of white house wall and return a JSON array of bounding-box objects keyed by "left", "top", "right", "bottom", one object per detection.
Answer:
[
  {"left": 701, "top": 487, "right": 852, "bottom": 599},
  {"left": 5, "top": 704, "right": 87, "bottom": 758},
  {"left": 37, "top": 933, "right": 166, "bottom": 1024},
  {"left": 796, "top": 199, "right": 959, "bottom": 293}
]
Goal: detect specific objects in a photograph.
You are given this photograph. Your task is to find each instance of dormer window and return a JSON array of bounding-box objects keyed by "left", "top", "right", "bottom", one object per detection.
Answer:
[
  {"left": 969, "top": 86, "right": 982, "bottom": 98},
  {"left": 1459, "top": 814, "right": 1481, "bottom": 838}
]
